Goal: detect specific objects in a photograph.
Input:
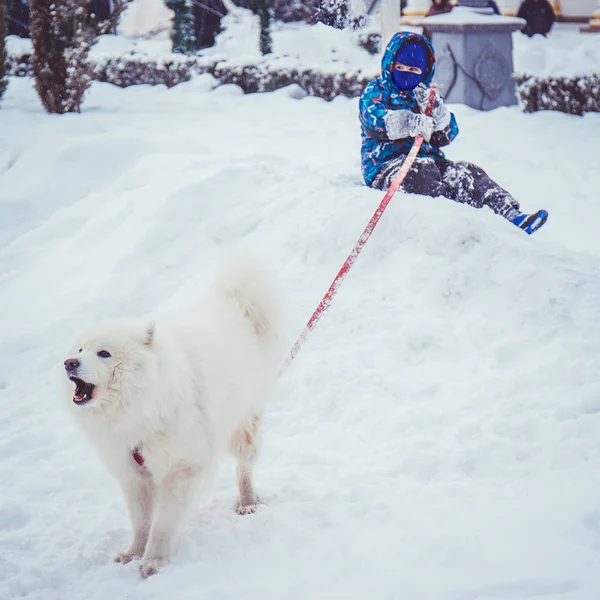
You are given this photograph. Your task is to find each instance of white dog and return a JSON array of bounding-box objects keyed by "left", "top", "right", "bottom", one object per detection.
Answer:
[{"left": 62, "top": 254, "right": 283, "bottom": 577}]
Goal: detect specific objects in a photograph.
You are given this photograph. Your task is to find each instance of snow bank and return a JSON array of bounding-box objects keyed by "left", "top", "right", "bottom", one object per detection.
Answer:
[
  {"left": 513, "top": 24, "right": 600, "bottom": 77},
  {"left": 1, "top": 77, "right": 600, "bottom": 599}
]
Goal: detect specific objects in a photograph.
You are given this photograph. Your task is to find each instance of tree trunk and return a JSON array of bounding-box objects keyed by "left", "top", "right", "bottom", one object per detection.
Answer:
[
  {"left": 380, "top": 0, "right": 400, "bottom": 51},
  {"left": 0, "top": 0, "right": 7, "bottom": 103}
]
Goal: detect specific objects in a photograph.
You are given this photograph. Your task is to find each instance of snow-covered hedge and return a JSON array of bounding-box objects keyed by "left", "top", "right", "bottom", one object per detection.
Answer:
[
  {"left": 7, "top": 51, "right": 371, "bottom": 99},
  {"left": 213, "top": 64, "right": 369, "bottom": 99},
  {"left": 7, "top": 49, "right": 600, "bottom": 112},
  {"left": 96, "top": 55, "right": 206, "bottom": 88},
  {"left": 8, "top": 51, "right": 207, "bottom": 88},
  {"left": 7, "top": 53, "right": 33, "bottom": 77},
  {"left": 7, "top": 51, "right": 31, "bottom": 77},
  {"left": 515, "top": 74, "right": 600, "bottom": 115}
]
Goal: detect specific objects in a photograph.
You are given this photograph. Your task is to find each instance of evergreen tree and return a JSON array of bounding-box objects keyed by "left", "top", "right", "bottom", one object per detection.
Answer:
[
  {"left": 257, "top": 0, "right": 271, "bottom": 55},
  {"left": 166, "top": 0, "right": 198, "bottom": 55},
  {"left": 29, "top": 0, "right": 97, "bottom": 114},
  {"left": 0, "top": 0, "right": 7, "bottom": 103}
]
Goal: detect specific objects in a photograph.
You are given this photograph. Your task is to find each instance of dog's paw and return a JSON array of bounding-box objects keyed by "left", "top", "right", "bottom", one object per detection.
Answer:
[
  {"left": 139, "top": 557, "right": 167, "bottom": 578},
  {"left": 113, "top": 550, "right": 141, "bottom": 565},
  {"left": 237, "top": 502, "right": 259, "bottom": 516}
]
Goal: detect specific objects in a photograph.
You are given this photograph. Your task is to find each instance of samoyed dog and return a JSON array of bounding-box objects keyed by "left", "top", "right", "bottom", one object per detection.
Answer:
[{"left": 62, "top": 253, "right": 284, "bottom": 577}]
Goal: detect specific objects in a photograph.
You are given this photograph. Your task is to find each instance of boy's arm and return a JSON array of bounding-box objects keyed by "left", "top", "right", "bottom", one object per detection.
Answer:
[
  {"left": 359, "top": 82, "right": 393, "bottom": 140},
  {"left": 359, "top": 82, "right": 435, "bottom": 142},
  {"left": 413, "top": 85, "right": 459, "bottom": 147},
  {"left": 430, "top": 112, "right": 459, "bottom": 147}
]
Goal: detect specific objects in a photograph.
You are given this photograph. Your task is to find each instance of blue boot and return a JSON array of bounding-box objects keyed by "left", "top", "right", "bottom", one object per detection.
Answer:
[{"left": 510, "top": 210, "right": 548, "bottom": 235}]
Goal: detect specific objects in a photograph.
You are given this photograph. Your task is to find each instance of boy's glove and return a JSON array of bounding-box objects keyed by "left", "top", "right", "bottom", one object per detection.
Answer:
[
  {"left": 414, "top": 84, "right": 452, "bottom": 131},
  {"left": 384, "top": 110, "right": 435, "bottom": 142}
]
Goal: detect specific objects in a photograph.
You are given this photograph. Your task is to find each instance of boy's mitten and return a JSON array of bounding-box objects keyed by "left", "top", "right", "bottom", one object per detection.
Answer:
[
  {"left": 414, "top": 84, "right": 451, "bottom": 131},
  {"left": 384, "top": 110, "right": 435, "bottom": 142}
]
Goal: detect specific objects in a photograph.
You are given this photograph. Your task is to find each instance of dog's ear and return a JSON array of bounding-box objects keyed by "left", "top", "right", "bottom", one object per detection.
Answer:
[{"left": 144, "top": 322, "right": 155, "bottom": 346}]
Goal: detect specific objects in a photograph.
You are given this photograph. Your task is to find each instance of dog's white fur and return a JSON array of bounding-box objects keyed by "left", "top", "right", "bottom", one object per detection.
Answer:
[{"left": 62, "top": 253, "right": 283, "bottom": 577}]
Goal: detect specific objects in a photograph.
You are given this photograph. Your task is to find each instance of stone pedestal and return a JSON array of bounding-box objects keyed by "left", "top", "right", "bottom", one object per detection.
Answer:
[{"left": 423, "top": 4, "right": 525, "bottom": 110}]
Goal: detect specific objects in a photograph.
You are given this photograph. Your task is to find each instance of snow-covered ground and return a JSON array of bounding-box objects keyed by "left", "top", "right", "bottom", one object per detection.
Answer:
[{"left": 2, "top": 65, "right": 600, "bottom": 599}]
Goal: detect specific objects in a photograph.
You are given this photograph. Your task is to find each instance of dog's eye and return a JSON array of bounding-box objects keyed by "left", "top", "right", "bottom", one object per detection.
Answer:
[
  {"left": 97, "top": 350, "right": 111, "bottom": 358},
  {"left": 78, "top": 348, "right": 82, "bottom": 353}
]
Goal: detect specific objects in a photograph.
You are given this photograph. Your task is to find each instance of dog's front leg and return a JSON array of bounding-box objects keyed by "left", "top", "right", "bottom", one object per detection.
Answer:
[
  {"left": 139, "top": 464, "right": 200, "bottom": 578},
  {"left": 114, "top": 472, "right": 155, "bottom": 565}
]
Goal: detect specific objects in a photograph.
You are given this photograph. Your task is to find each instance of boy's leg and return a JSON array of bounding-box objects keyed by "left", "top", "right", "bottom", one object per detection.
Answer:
[
  {"left": 372, "top": 156, "right": 444, "bottom": 197},
  {"left": 437, "top": 159, "right": 520, "bottom": 219},
  {"left": 438, "top": 159, "right": 548, "bottom": 234}
]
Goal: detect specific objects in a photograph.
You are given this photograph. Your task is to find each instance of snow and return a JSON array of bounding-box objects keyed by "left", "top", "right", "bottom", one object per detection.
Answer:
[
  {"left": 422, "top": 5, "right": 525, "bottom": 26},
  {"left": 5, "top": 35, "right": 32, "bottom": 57},
  {"left": 513, "top": 24, "right": 600, "bottom": 77},
  {"left": 2, "top": 66, "right": 600, "bottom": 599},
  {"left": 118, "top": 0, "right": 174, "bottom": 40}
]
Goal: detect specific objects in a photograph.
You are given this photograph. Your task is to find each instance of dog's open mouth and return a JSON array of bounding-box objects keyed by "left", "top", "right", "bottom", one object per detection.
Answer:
[{"left": 69, "top": 377, "right": 96, "bottom": 406}]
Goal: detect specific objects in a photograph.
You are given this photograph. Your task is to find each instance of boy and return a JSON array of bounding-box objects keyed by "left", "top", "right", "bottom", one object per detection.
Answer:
[{"left": 359, "top": 32, "right": 548, "bottom": 234}]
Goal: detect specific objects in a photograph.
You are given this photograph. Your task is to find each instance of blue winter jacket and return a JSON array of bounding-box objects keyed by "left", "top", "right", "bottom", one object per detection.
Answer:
[{"left": 359, "top": 32, "right": 459, "bottom": 186}]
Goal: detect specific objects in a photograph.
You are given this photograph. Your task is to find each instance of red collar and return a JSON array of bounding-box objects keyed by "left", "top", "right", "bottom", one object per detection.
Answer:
[{"left": 132, "top": 447, "right": 145, "bottom": 467}]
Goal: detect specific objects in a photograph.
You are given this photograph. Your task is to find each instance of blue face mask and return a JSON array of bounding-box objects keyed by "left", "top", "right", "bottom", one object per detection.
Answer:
[{"left": 391, "top": 41, "right": 430, "bottom": 91}]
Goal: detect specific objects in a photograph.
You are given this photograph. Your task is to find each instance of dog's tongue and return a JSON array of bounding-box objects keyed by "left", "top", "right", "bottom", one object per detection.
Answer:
[{"left": 73, "top": 380, "right": 86, "bottom": 400}]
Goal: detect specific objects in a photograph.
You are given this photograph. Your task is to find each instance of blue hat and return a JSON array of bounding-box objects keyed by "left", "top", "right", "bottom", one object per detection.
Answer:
[{"left": 391, "top": 39, "right": 430, "bottom": 91}]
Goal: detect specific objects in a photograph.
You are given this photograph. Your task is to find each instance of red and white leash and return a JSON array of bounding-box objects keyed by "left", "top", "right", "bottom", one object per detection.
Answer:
[{"left": 281, "top": 85, "right": 438, "bottom": 374}]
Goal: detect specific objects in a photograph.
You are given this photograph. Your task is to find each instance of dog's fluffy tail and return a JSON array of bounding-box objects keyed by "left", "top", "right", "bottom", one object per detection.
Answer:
[{"left": 211, "top": 248, "right": 284, "bottom": 346}]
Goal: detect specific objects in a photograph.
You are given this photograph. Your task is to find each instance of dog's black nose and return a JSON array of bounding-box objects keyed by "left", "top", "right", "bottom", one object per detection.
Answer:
[{"left": 64, "top": 358, "right": 79, "bottom": 372}]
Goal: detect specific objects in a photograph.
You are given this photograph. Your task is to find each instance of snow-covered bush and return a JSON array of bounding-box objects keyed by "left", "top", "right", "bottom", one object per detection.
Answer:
[
  {"left": 29, "top": 0, "right": 97, "bottom": 113},
  {"left": 6, "top": 47, "right": 32, "bottom": 77},
  {"left": 213, "top": 63, "right": 370, "bottom": 99},
  {"left": 96, "top": 55, "right": 206, "bottom": 87},
  {"left": 0, "top": 0, "right": 7, "bottom": 103},
  {"left": 93, "top": 56, "right": 371, "bottom": 100},
  {"left": 357, "top": 32, "right": 380, "bottom": 55},
  {"left": 516, "top": 74, "right": 600, "bottom": 115},
  {"left": 315, "top": 0, "right": 348, "bottom": 29}
]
